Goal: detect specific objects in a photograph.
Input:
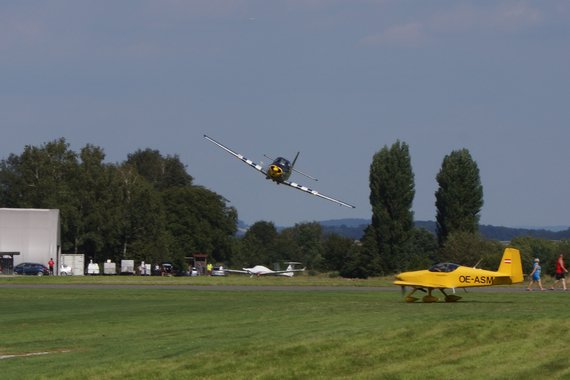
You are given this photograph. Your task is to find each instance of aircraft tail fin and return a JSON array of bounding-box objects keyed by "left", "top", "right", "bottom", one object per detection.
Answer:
[
  {"left": 289, "top": 152, "right": 318, "bottom": 181},
  {"left": 280, "top": 264, "right": 295, "bottom": 277},
  {"left": 291, "top": 152, "right": 300, "bottom": 169},
  {"left": 497, "top": 247, "right": 524, "bottom": 284}
]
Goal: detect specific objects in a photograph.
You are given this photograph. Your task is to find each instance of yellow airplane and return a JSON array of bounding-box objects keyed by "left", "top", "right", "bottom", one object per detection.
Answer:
[{"left": 394, "top": 247, "right": 523, "bottom": 303}]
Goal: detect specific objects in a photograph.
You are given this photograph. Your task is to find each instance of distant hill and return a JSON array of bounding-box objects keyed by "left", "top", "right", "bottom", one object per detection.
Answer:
[
  {"left": 318, "top": 219, "right": 369, "bottom": 240},
  {"left": 319, "top": 218, "right": 370, "bottom": 228},
  {"left": 319, "top": 219, "right": 570, "bottom": 241},
  {"left": 478, "top": 224, "right": 570, "bottom": 241},
  {"left": 238, "top": 218, "right": 570, "bottom": 241}
]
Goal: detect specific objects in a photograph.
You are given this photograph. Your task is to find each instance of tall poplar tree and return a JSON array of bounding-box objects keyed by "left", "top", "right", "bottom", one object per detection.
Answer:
[
  {"left": 435, "top": 148, "right": 483, "bottom": 246},
  {"left": 368, "top": 141, "right": 415, "bottom": 273}
]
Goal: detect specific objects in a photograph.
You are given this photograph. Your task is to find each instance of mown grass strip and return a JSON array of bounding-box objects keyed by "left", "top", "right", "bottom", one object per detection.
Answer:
[{"left": 0, "top": 287, "right": 569, "bottom": 379}]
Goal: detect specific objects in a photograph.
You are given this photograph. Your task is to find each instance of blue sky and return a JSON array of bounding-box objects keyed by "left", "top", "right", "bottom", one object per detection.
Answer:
[{"left": 1, "top": 1, "right": 569, "bottom": 227}]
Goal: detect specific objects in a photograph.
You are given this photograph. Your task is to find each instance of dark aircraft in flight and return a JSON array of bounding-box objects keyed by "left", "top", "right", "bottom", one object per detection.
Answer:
[{"left": 204, "top": 135, "right": 355, "bottom": 208}]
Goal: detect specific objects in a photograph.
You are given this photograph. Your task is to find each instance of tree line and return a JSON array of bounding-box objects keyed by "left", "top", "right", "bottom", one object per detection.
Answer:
[
  {"left": 0, "top": 139, "right": 236, "bottom": 269},
  {"left": 1, "top": 138, "right": 566, "bottom": 277}
]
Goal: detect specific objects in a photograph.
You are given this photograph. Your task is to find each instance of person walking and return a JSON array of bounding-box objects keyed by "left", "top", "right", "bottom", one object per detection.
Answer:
[
  {"left": 550, "top": 253, "right": 568, "bottom": 291},
  {"left": 527, "top": 258, "right": 544, "bottom": 291}
]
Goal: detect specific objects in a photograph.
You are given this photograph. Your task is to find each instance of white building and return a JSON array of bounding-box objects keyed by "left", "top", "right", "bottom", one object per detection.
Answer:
[{"left": 0, "top": 208, "right": 60, "bottom": 274}]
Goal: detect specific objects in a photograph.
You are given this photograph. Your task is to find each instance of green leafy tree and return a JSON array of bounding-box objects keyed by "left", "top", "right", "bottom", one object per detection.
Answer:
[
  {"left": 66, "top": 144, "right": 114, "bottom": 256},
  {"left": 439, "top": 232, "right": 503, "bottom": 268},
  {"left": 0, "top": 138, "right": 78, "bottom": 209},
  {"left": 510, "top": 236, "right": 560, "bottom": 276},
  {"left": 435, "top": 149, "right": 483, "bottom": 246},
  {"left": 367, "top": 141, "right": 415, "bottom": 273},
  {"left": 0, "top": 139, "right": 239, "bottom": 268},
  {"left": 0, "top": 139, "right": 81, "bottom": 254},
  {"left": 294, "top": 222, "right": 324, "bottom": 270},
  {"left": 246, "top": 221, "right": 278, "bottom": 248},
  {"left": 125, "top": 182, "right": 168, "bottom": 264},
  {"left": 231, "top": 238, "right": 259, "bottom": 268},
  {"left": 126, "top": 149, "right": 192, "bottom": 190},
  {"left": 272, "top": 228, "right": 300, "bottom": 266},
  {"left": 273, "top": 223, "right": 324, "bottom": 270},
  {"left": 322, "top": 234, "right": 355, "bottom": 272},
  {"left": 0, "top": 154, "right": 23, "bottom": 206},
  {"left": 400, "top": 228, "right": 439, "bottom": 271},
  {"left": 340, "top": 226, "right": 380, "bottom": 278},
  {"left": 232, "top": 221, "right": 278, "bottom": 267},
  {"left": 242, "top": 222, "right": 325, "bottom": 271},
  {"left": 162, "top": 186, "right": 237, "bottom": 266},
  {"left": 112, "top": 164, "right": 168, "bottom": 263}
]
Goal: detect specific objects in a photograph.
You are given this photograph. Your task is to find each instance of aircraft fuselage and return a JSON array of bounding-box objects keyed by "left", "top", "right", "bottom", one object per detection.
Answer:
[
  {"left": 394, "top": 267, "right": 514, "bottom": 289},
  {"left": 266, "top": 157, "right": 292, "bottom": 182}
]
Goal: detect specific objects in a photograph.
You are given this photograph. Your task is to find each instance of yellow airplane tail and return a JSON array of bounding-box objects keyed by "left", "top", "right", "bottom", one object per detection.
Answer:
[{"left": 497, "top": 247, "right": 524, "bottom": 284}]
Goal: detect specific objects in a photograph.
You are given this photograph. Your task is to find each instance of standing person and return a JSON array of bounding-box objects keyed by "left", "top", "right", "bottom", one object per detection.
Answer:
[
  {"left": 527, "top": 258, "right": 545, "bottom": 291},
  {"left": 550, "top": 254, "right": 568, "bottom": 291},
  {"left": 48, "top": 258, "right": 55, "bottom": 275}
]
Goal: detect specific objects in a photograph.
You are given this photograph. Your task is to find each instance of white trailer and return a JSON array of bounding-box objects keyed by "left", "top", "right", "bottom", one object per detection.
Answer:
[
  {"left": 121, "top": 260, "right": 135, "bottom": 275},
  {"left": 104, "top": 261, "right": 117, "bottom": 275},
  {"left": 60, "top": 254, "right": 85, "bottom": 276}
]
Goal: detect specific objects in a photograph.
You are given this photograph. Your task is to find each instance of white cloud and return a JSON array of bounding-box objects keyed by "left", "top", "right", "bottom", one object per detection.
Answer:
[
  {"left": 0, "top": 5, "right": 49, "bottom": 52},
  {"left": 360, "top": 22, "right": 427, "bottom": 47},
  {"left": 143, "top": 0, "right": 250, "bottom": 22},
  {"left": 359, "top": 1, "right": 547, "bottom": 49},
  {"left": 496, "top": 3, "right": 542, "bottom": 31},
  {"left": 430, "top": 2, "right": 543, "bottom": 35}
]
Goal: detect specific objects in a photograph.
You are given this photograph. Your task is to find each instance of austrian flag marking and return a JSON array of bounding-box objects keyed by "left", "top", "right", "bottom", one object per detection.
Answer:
[{"left": 504, "top": 259, "right": 512, "bottom": 264}]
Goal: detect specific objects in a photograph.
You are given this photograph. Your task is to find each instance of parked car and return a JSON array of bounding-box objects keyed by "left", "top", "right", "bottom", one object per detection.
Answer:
[
  {"left": 211, "top": 266, "right": 227, "bottom": 276},
  {"left": 14, "top": 262, "right": 50, "bottom": 276},
  {"left": 60, "top": 263, "right": 73, "bottom": 275},
  {"left": 174, "top": 267, "right": 199, "bottom": 277},
  {"left": 160, "top": 262, "right": 174, "bottom": 276}
]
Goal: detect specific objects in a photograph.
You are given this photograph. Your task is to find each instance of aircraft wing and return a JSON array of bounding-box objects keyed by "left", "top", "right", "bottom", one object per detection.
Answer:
[
  {"left": 223, "top": 268, "right": 303, "bottom": 276},
  {"left": 284, "top": 180, "right": 355, "bottom": 208},
  {"left": 224, "top": 269, "right": 250, "bottom": 275},
  {"left": 204, "top": 135, "right": 265, "bottom": 176}
]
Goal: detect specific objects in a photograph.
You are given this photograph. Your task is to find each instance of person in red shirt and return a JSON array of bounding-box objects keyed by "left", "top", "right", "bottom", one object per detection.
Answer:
[
  {"left": 550, "top": 253, "right": 568, "bottom": 291},
  {"left": 48, "top": 258, "right": 55, "bottom": 275}
]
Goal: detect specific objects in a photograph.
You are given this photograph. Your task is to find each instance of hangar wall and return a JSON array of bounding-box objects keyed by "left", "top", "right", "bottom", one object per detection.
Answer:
[{"left": 0, "top": 208, "right": 60, "bottom": 273}]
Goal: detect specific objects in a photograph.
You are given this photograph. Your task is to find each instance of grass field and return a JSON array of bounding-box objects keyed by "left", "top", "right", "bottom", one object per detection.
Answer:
[
  {"left": 0, "top": 273, "right": 394, "bottom": 287},
  {"left": 1, "top": 276, "right": 569, "bottom": 379}
]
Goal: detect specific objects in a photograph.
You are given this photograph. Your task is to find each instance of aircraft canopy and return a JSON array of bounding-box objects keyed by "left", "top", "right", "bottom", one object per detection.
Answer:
[
  {"left": 273, "top": 157, "right": 291, "bottom": 170},
  {"left": 428, "top": 263, "right": 460, "bottom": 273}
]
